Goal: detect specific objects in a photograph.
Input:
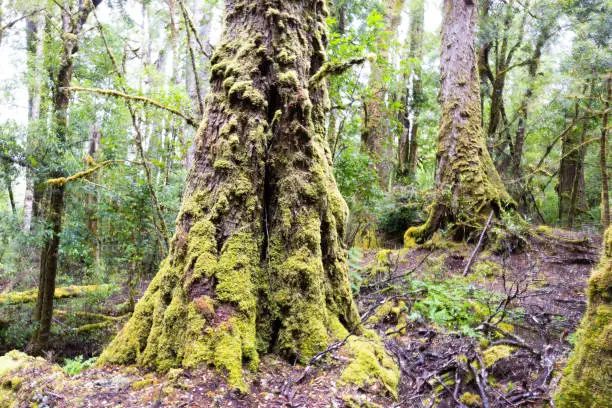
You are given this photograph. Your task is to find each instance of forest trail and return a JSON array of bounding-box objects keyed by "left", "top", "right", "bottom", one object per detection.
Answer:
[{"left": 0, "top": 228, "right": 600, "bottom": 407}]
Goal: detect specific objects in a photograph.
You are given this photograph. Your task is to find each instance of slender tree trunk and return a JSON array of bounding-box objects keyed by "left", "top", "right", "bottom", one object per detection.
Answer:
[
  {"left": 31, "top": 0, "right": 99, "bottom": 353},
  {"left": 101, "top": 0, "right": 359, "bottom": 390},
  {"left": 398, "top": 0, "right": 424, "bottom": 181},
  {"left": 559, "top": 102, "right": 587, "bottom": 228},
  {"left": 86, "top": 125, "right": 101, "bottom": 269},
  {"left": 23, "top": 16, "right": 44, "bottom": 232},
  {"left": 361, "top": 0, "right": 404, "bottom": 190},
  {"left": 406, "top": 0, "right": 513, "bottom": 243},
  {"left": 600, "top": 75, "right": 610, "bottom": 229},
  {"left": 3, "top": 165, "right": 16, "bottom": 214}
]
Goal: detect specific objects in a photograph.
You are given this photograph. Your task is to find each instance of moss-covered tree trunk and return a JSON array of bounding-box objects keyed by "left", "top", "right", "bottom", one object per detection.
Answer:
[
  {"left": 31, "top": 0, "right": 99, "bottom": 353},
  {"left": 406, "top": 0, "right": 512, "bottom": 243},
  {"left": 600, "top": 75, "right": 610, "bottom": 230},
  {"left": 100, "top": 0, "right": 359, "bottom": 389},
  {"left": 559, "top": 114, "right": 587, "bottom": 228},
  {"left": 555, "top": 226, "right": 612, "bottom": 407},
  {"left": 398, "top": 0, "right": 424, "bottom": 181},
  {"left": 361, "top": 0, "right": 404, "bottom": 190}
]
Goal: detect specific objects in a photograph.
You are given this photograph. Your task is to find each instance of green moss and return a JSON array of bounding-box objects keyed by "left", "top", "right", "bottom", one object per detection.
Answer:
[
  {"left": 555, "top": 227, "right": 612, "bottom": 407},
  {"left": 0, "top": 284, "right": 115, "bottom": 305},
  {"left": 131, "top": 378, "right": 155, "bottom": 390},
  {"left": 341, "top": 332, "right": 399, "bottom": 398},
  {"left": 459, "top": 392, "right": 482, "bottom": 407},
  {"left": 0, "top": 351, "right": 32, "bottom": 377},
  {"left": 279, "top": 71, "right": 299, "bottom": 89},
  {"left": 227, "top": 80, "right": 267, "bottom": 109},
  {"left": 482, "top": 345, "right": 516, "bottom": 368}
]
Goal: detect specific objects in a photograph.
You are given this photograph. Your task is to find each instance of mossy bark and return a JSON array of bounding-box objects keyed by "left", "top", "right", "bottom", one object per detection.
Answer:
[
  {"left": 554, "top": 226, "right": 612, "bottom": 407},
  {"left": 600, "top": 76, "right": 610, "bottom": 230},
  {"left": 405, "top": 0, "right": 513, "bottom": 244},
  {"left": 361, "top": 0, "right": 404, "bottom": 190},
  {"left": 559, "top": 116, "right": 587, "bottom": 229},
  {"left": 397, "top": 0, "right": 424, "bottom": 181},
  {"left": 100, "top": 0, "right": 360, "bottom": 390}
]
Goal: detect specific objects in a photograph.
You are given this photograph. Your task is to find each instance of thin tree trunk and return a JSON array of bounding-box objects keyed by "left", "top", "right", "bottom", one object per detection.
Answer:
[
  {"left": 4, "top": 165, "right": 16, "bottom": 214},
  {"left": 361, "top": 0, "right": 404, "bottom": 190},
  {"left": 600, "top": 74, "right": 610, "bottom": 229},
  {"left": 23, "top": 16, "right": 44, "bottom": 232},
  {"left": 31, "top": 0, "right": 99, "bottom": 353},
  {"left": 406, "top": 0, "right": 513, "bottom": 243},
  {"left": 559, "top": 100, "right": 587, "bottom": 227},
  {"left": 568, "top": 121, "right": 588, "bottom": 229},
  {"left": 86, "top": 125, "right": 101, "bottom": 269},
  {"left": 398, "top": 0, "right": 424, "bottom": 181}
]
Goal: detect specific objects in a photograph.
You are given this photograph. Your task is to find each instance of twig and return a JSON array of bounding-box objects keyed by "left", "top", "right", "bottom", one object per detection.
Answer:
[
  {"left": 362, "top": 252, "right": 431, "bottom": 292},
  {"left": 481, "top": 322, "right": 540, "bottom": 355},
  {"left": 433, "top": 375, "right": 468, "bottom": 408},
  {"left": 463, "top": 210, "right": 494, "bottom": 276},
  {"left": 472, "top": 354, "right": 491, "bottom": 408}
]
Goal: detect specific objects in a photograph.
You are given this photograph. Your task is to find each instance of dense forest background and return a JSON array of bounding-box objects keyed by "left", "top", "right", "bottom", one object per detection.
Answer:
[{"left": 0, "top": 0, "right": 610, "bottom": 406}]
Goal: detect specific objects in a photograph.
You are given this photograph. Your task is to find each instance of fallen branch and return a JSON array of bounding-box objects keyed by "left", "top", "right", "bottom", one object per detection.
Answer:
[
  {"left": 463, "top": 210, "right": 494, "bottom": 277},
  {"left": 481, "top": 322, "right": 540, "bottom": 356}
]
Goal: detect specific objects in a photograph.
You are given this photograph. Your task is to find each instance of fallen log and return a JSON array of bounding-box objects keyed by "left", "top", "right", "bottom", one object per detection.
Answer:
[{"left": 0, "top": 285, "right": 116, "bottom": 305}]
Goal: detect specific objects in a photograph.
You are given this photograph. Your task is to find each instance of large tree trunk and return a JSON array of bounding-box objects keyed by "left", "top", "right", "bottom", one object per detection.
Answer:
[
  {"left": 361, "top": 0, "right": 404, "bottom": 190},
  {"left": 100, "top": 0, "right": 359, "bottom": 390},
  {"left": 31, "top": 0, "right": 99, "bottom": 353},
  {"left": 398, "top": 0, "right": 424, "bottom": 181},
  {"left": 406, "top": 0, "right": 513, "bottom": 243},
  {"left": 554, "top": 226, "right": 612, "bottom": 407}
]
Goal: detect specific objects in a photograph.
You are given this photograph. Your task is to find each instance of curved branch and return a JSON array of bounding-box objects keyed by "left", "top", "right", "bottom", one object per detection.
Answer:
[{"left": 64, "top": 86, "right": 199, "bottom": 127}]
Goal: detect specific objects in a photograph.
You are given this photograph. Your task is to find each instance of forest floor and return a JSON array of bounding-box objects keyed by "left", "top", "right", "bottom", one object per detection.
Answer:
[{"left": 0, "top": 226, "right": 601, "bottom": 407}]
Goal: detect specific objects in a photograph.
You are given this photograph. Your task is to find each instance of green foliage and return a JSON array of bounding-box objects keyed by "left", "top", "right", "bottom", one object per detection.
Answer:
[
  {"left": 377, "top": 186, "right": 426, "bottom": 242},
  {"left": 410, "top": 277, "right": 504, "bottom": 337},
  {"left": 62, "top": 355, "right": 97, "bottom": 376}
]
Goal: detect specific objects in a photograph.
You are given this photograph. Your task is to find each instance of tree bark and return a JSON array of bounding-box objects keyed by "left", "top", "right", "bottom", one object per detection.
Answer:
[
  {"left": 554, "top": 226, "right": 612, "bottom": 407},
  {"left": 600, "top": 74, "right": 610, "bottom": 229},
  {"left": 86, "top": 125, "right": 101, "bottom": 269},
  {"left": 31, "top": 0, "right": 99, "bottom": 353},
  {"left": 23, "top": 16, "right": 44, "bottom": 232},
  {"left": 559, "top": 102, "right": 587, "bottom": 228},
  {"left": 361, "top": 0, "right": 404, "bottom": 190},
  {"left": 100, "top": 0, "right": 359, "bottom": 390},
  {"left": 3, "top": 164, "right": 16, "bottom": 214},
  {"left": 398, "top": 0, "right": 424, "bottom": 181},
  {"left": 406, "top": 0, "right": 513, "bottom": 243}
]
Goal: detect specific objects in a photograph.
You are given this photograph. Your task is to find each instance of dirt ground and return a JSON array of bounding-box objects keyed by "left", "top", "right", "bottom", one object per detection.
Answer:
[{"left": 0, "top": 227, "right": 601, "bottom": 407}]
